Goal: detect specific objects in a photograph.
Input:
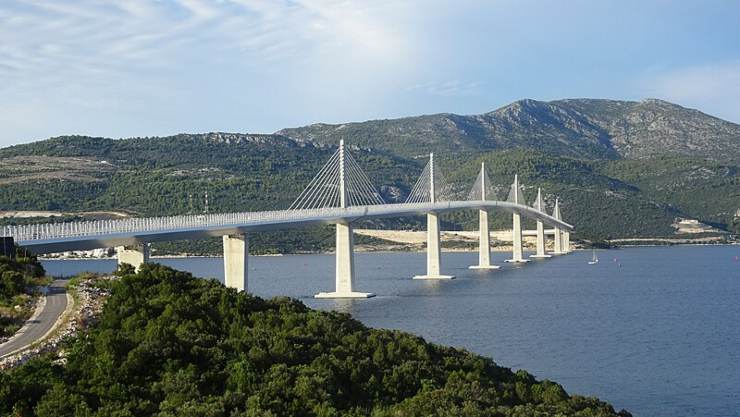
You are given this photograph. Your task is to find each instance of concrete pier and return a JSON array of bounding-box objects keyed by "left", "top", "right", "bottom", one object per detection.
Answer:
[
  {"left": 469, "top": 162, "right": 499, "bottom": 270},
  {"left": 116, "top": 243, "right": 149, "bottom": 271},
  {"left": 316, "top": 222, "right": 375, "bottom": 298},
  {"left": 414, "top": 212, "right": 455, "bottom": 279},
  {"left": 223, "top": 234, "right": 248, "bottom": 292},
  {"left": 413, "top": 153, "right": 454, "bottom": 279},
  {"left": 470, "top": 209, "right": 499, "bottom": 269},
  {"left": 562, "top": 231, "right": 571, "bottom": 253},
  {"left": 551, "top": 198, "right": 566, "bottom": 255},
  {"left": 530, "top": 188, "right": 551, "bottom": 259},
  {"left": 529, "top": 219, "right": 552, "bottom": 258},
  {"left": 505, "top": 175, "right": 529, "bottom": 263},
  {"left": 505, "top": 211, "right": 529, "bottom": 263}
]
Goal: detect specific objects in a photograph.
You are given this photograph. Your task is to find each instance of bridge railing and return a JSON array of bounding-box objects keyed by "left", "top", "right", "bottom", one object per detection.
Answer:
[
  {"left": 1, "top": 208, "right": 312, "bottom": 242},
  {"left": 1, "top": 203, "right": 416, "bottom": 242},
  {"left": 1, "top": 201, "right": 559, "bottom": 243}
]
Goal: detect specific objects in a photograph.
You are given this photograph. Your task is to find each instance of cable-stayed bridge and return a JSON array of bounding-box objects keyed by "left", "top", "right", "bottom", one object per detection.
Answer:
[{"left": 1, "top": 141, "right": 573, "bottom": 298}]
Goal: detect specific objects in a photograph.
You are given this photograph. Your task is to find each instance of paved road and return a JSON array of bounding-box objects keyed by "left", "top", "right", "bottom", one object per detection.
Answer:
[{"left": 0, "top": 279, "right": 68, "bottom": 358}]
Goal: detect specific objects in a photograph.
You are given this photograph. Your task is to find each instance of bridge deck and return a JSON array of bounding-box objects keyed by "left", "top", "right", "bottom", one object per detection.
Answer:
[{"left": 3, "top": 201, "right": 573, "bottom": 254}]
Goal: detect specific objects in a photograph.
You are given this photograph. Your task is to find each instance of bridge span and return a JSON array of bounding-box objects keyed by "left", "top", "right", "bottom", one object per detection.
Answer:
[{"left": 2, "top": 141, "right": 573, "bottom": 298}]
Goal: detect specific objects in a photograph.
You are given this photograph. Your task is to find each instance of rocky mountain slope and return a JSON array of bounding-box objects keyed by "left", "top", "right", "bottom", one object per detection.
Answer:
[{"left": 278, "top": 98, "right": 740, "bottom": 163}]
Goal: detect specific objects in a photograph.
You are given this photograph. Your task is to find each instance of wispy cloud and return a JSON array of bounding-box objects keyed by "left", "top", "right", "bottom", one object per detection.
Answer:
[
  {"left": 2, "top": 1, "right": 740, "bottom": 144},
  {"left": 0, "top": 0, "right": 410, "bottom": 84},
  {"left": 0, "top": 0, "right": 416, "bottom": 142}
]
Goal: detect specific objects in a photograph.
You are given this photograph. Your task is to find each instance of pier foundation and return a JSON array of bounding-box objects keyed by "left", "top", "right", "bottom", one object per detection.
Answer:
[
  {"left": 116, "top": 243, "right": 149, "bottom": 272},
  {"left": 469, "top": 209, "right": 499, "bottom": 269},
  {"left": 552, "top": 227, "right": 565, "bottom": 255},
  {"left": 505, "top": 211, "right": 529, "bottom": 263},
  {"left": 530, "top": 220, "right": 552, "bottom": 259},
  {"left": 316, "top": 222, "right": 375, "bottom": 298},
  {"left": 414, "top": 213, "right": 455, "bottom": 279},
  {"left": 223, "top": 234, "right": 248, "bottom": 292}
]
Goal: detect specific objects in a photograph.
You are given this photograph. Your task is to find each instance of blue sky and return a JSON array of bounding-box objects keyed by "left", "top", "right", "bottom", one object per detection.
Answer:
[{"left": 1, "top": 0, "right": 739, "bottom": 146}]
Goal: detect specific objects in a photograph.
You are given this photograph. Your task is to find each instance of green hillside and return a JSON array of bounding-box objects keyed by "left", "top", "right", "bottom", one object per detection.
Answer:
[
  {"left": 1, "top": 98, "right": 738, "bottom": 254},
  {"left": 0, "top": 264, "right": 631, "bottom": 416}
]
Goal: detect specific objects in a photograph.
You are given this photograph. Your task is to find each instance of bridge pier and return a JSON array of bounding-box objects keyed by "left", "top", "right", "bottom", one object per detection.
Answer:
[
  {"left": 530, "top": 219, "right": 552, "bottom": 258},
  {"left": 550, "top": 199, "right": 566, "bottom": 255},
  {"left": 414, "top": 212, "right": 455, "bottom": 279},
  {"left": 562, "top": 231, "right": 571, "bottom": 253},
  {"left": 316, "top": 222, "right": 375, "bottom": 298},
  {"left": 530, "top": 188, "right": 551, "bottom": 259},
  {"left": 116, "top": 243, "right": 149, "bottom": 272},
  {"left": 552, "top": 227, "right": 565, "bottom": 254},
  {"left": 505, "top": 211, "right": 529, "bottom": 263},
  {"left": 469, "top": 209, "right": 499, "bottom": 269},
  {"left": 223, "top": 234, "right": 248, "bottom": 292}
]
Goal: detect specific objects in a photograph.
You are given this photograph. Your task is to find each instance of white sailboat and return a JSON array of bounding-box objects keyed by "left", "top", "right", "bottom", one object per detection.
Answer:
[{"left": 588, "top": 249, "right": 599, "bottom": 265}]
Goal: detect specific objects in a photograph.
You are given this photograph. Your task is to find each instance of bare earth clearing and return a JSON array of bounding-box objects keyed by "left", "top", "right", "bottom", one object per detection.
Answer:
[{"left": 354, "top": 228, "right": 543, "bottom": 252}]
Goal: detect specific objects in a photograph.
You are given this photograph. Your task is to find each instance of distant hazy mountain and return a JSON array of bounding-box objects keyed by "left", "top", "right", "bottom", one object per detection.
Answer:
[{"left": 278, "top": 98, "right": 740, "bottom": 163}]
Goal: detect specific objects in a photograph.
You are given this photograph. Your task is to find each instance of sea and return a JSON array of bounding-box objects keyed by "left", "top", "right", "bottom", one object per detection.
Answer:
[{"left": 42, "top": 245, "right": 740, "bottom": 417}]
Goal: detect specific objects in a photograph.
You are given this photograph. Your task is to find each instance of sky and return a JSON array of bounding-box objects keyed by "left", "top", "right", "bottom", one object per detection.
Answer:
[{"left": 1, "top": 0, "right": 740, "bottom": 146}]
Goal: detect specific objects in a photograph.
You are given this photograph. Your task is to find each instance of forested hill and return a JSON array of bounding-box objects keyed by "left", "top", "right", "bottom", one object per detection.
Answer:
[
  {"left": 278, "top": 98, "right": 740, "bottom": 164},
  {"left": 0, "top": 264, "right": 633, "bottom": 416},
  {"left": 0, "top": 99, "right": 739, "bottom": 249}
]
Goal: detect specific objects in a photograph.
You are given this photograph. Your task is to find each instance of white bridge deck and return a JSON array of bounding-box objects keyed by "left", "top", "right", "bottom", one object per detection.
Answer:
[{"left": 3, "top": 200, "right": 573, "bottom": 254}]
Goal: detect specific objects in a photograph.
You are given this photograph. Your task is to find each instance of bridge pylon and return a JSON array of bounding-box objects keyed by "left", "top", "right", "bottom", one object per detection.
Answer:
[
  {"left": 468, "top": 162, "right": 500, "bottom": 270},
  {"left": 551, "top": 198, "right": 566, "bottom": 255},
  {"left": 505, "top": 174, "right": 530, "bottom": 263},
  {"left": 304, "top": 140, "right": 378, "bottom": 298},
  {"left": 407, "top": 153, "right": 455, "bottom": 279},
  {"left": 530, "top": 188, "right": 552, "bottom": 259}
]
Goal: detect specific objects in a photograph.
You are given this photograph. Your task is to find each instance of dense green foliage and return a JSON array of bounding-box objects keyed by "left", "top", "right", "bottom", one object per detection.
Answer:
[
  {"left": 0, "top": 248, "right": 44, "bottom": 303},
  {"left": 1, "top": 130, "right": 738, "bottom": 253},
  {"left": 0, "top": 265, "right": 630, "bottom": 416},
  {"left": 0, "top": 247, "right": 46, "bottom": 337}
]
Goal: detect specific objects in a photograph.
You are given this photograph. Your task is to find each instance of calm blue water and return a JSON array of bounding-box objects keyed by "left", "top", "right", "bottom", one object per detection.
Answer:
[{"left": 43, "top": 246, "right": 740, "bottom": 417}]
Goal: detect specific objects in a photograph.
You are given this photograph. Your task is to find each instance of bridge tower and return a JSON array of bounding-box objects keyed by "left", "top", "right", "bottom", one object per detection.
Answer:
[
  {"left": 468, "top": 162, "right": 499, "bottom": 270},
  {"left": 530, "top": 188, "right": 552, "bottom": 259},
  {"left": 288, "top": 140, "right": 383, "bottom": 298},
  {"left": 561, "top": 206, "right": 571, "bottom": 253},
  {"left": 505, "top": 175, "right": 530, "bottom": 263},
  {"left": 551, "top": 198, "right": 566, "bottom": 255},
  {"left": 315, "top": 140, "right": 375, "bottom": 298},
  {"left": 408, "top": 153, "right": 455, "bottom": 280}
]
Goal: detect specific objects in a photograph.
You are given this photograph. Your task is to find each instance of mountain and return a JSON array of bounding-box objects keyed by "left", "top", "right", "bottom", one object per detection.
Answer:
[
  {"left": 278, "top": 98, "right": 740, "bottom": 164},
  {"left": 0, "top": 99, "right": 738, "bottom": 253}
]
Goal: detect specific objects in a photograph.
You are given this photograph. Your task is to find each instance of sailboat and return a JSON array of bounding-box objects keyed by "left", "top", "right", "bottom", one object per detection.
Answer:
[{"left": 588, "top": 250, "right": 599, "bottom": 265}]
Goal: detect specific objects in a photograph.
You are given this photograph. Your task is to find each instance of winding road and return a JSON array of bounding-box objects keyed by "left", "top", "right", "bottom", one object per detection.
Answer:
[{"left": 0, "top": 279, "right": 68, "bottom": 358}]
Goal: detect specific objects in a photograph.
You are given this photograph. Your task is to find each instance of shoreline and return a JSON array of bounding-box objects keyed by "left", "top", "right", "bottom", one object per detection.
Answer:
[{"left": 37, "top": 241, "right": 739, "bottom": 261}]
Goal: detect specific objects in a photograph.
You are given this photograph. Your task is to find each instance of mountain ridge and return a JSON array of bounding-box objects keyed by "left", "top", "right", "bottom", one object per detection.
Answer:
[{"left": 277, "top": 98, "right": 740, "bottom": 163}]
